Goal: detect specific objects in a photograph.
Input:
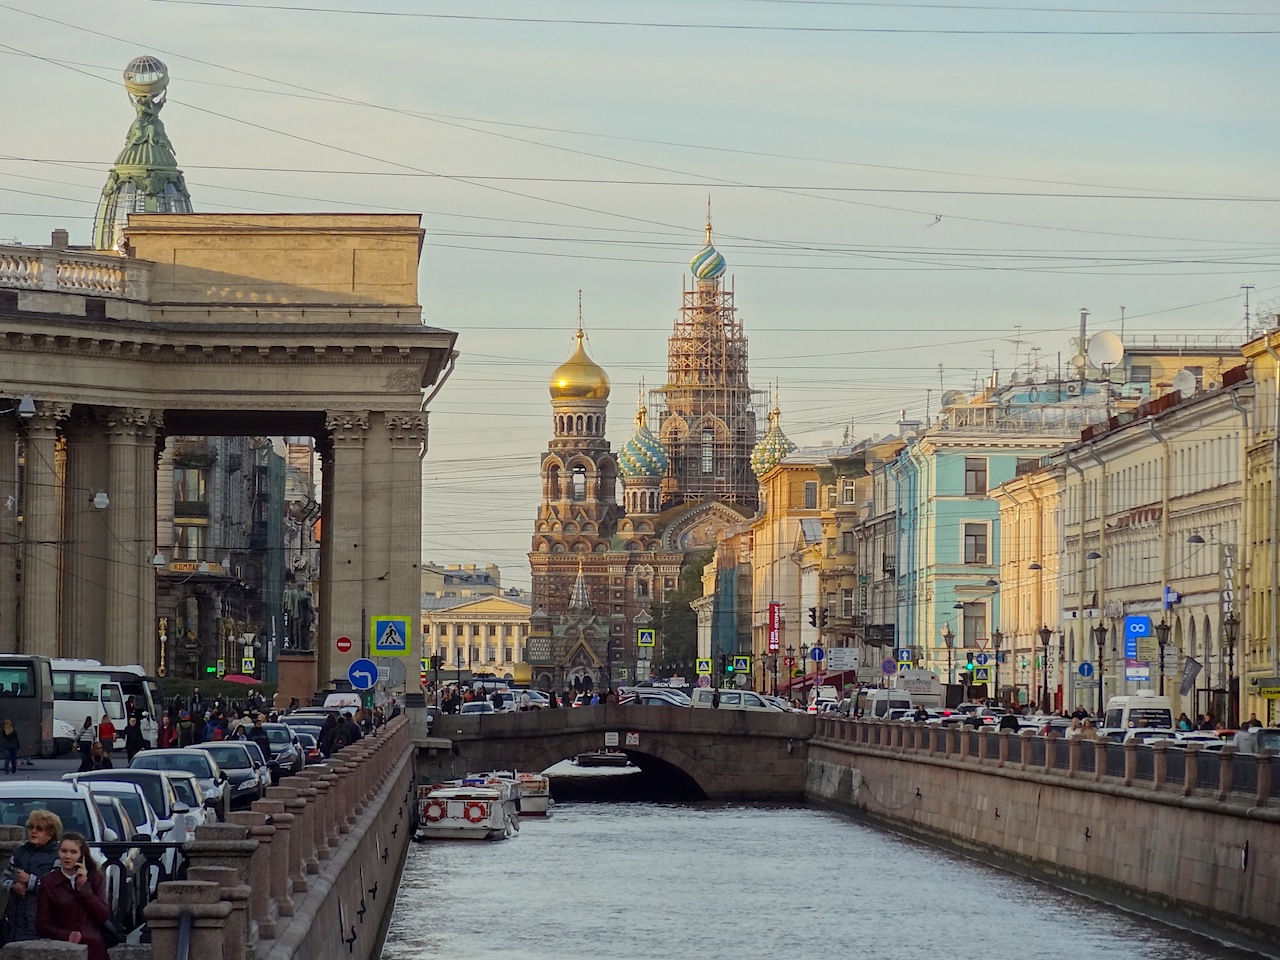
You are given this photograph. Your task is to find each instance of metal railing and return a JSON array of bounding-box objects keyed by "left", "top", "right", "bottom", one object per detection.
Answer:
[{"left": 98, "top": 839, "right": 189, "bottom": 938}]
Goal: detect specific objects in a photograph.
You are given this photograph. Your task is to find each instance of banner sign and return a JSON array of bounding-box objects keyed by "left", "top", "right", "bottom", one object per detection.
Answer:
[
  {"left": 1179, "top": 656, "right": 1202, "bottom": 697},
  {"left": 767, "top": 602, "right": 781, "bottom": 653}
]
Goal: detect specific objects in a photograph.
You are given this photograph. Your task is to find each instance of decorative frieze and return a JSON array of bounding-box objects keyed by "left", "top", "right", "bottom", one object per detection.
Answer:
[{"left": 325, "top": 410, "right": 370, "bottom": 445}]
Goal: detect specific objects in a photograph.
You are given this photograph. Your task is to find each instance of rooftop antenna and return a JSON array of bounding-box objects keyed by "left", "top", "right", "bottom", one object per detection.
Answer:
[
  {"left": 1243, "top": 284, "right": 1255, "bottom": 340},
  {"left": 937, "top": 364, "right": 944, "bottom": 392},
  {"left": 1119, "top": 306, "right": 1125, "bottom": 340},
  {"left": 925, "top": 388, "right": 932, "bottom": 423}
]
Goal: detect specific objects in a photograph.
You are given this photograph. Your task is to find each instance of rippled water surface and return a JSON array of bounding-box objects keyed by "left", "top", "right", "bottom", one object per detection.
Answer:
[{"left": 381, "top": 802, "right": 1268, "bottom": 960}]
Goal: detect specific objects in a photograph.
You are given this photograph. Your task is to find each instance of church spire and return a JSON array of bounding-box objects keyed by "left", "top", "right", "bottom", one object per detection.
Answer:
[{"left": 568, "top": 558, "right": 591, "bottom": 611}]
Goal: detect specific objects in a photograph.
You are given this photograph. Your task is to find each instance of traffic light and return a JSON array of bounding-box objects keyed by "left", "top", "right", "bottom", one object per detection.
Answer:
[
  {"left": 965, "top": 653, "right": 975, "bottom": 673},
  {"left": 718, "top": 655, "right": 728, "bottom": 676},
  {"left": 725, "top": 657, "right": 735, "bottom": 674},
  {"left": 819, "top": 608, "right": 829, "bottom": 628},
  {"left": 808, "top": 607, "right": 818, "bottom": 627},
  {"left": 204, "top": 665, "right": 216, "bottom": 674}
]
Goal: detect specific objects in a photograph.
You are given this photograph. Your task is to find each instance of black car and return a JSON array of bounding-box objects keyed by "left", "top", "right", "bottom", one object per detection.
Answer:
[
  {"left": 260, "top": 723, "right": 303, "bottom": 782},
  {"left": 192, "top": 742, "right": 267, "bottom": 807}
]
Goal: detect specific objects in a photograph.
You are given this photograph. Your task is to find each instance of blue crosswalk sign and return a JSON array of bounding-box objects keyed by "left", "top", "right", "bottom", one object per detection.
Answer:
[{"left": 371, "top": 615, "right": 411, "bottom": 656}]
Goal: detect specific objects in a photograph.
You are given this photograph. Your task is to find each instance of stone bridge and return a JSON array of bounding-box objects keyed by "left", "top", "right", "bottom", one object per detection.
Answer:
[{"left": 415, "top": 705, "right": 816, "bottom": 800}]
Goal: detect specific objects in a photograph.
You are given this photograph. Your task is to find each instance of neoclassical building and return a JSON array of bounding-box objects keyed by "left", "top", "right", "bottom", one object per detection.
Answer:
[{"left": 527, "top": 224, "right": 766, "bottom": 689}]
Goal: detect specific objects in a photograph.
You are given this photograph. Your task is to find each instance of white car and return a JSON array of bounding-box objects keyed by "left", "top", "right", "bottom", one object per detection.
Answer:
[{"left": 130, "top": 748, "right": 231, "bottom": 821}]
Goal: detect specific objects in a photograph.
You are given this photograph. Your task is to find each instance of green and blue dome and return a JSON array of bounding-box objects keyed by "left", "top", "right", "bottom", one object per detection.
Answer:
[
  {"left": 690, "top": 222, "right": 726, "bottom": 281},
  {"left": 619, "top": 406, "right": 668, "bottom": 480},
  {"left": 750, "top": 405, "right": 796, "bottom": 478}
]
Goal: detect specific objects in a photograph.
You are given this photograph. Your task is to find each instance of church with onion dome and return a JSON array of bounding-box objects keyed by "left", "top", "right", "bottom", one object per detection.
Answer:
[{"left": 527, "top": 219, "right": 793, "bottom": 691}]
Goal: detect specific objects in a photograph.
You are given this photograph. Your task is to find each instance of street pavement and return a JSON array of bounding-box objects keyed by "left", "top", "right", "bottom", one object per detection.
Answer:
[{"left": 7, "top": 753, "right": 95, "bottom": 784}]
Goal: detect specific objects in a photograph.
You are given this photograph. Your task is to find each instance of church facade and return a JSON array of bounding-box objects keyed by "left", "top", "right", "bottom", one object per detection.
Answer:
[{"left": 527, "top": 223, "right": 789, "bottom": 692}]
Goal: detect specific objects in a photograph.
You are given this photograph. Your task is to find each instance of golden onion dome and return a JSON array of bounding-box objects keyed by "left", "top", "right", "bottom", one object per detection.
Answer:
[{"left": 549, "top": 329, "right": 610, "bottom": 401}]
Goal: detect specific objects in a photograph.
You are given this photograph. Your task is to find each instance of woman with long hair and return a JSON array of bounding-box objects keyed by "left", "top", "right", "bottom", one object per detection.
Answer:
[{"left": 35, "top": 832, "right": 111, "bottom": 959}]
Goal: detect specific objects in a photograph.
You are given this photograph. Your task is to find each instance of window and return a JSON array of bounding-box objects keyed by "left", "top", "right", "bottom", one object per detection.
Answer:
[
  {"left": 964, "top": 523, "right": 988, "bottom": 564},
  {"left": 173, "top": 467, "right": 207, "bottom": 503},
  {"left": 842, "top": 588, "right": 855, "bottom": 617},
  {"left": 962, "top": 603, "right": 987, "bottom": 648},
  {"left": 1130, "top": 364, "right": 1152, "bottom": 383},
  {"left": 635, "top": 577, "right": 651, "bottom": 600},
  {"left": 843, "top": 482, "right": 857, "bottom": 504},
  {"left": 173, "top": 523, "right": 206, "bottom": 560},
  {"left": 1015, "top": 457, "right": 1039, "bottom": 477},
  {"left": 803, "top": 481, "right": 818, "bottom": 510},
  {"left": 488, "top": 625, "right": 498, "bottom": 637},
  {"left": 504, "top": 647, "right": 514, "bottom": 663},
  {"left": 841, "top": 531, "right": 854, "bottom": 554},
  {"left": 964, "top": 458, "right": 988, "bottom": 495},
  {"left": 701, "top": 428, "right": 715, "bottom": 475},
  {"left": 571, "top": 466, "right": 586, "bottom": 501}
]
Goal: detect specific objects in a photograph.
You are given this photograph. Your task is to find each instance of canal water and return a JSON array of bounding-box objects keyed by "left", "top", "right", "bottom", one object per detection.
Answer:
[{"left": 382, "top": 801, "right": 1269, "bottom": 960}]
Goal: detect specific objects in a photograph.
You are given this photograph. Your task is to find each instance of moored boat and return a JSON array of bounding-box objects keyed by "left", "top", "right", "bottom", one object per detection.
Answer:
[
  {"left": 469, "top": 770, "right": 554, "bottom": 817},
  {"left": 416, "top": 784, "right": 511, "bottom": 840},
  {"left": 573, "top": 749, "right": 632, "bottom": 768}
]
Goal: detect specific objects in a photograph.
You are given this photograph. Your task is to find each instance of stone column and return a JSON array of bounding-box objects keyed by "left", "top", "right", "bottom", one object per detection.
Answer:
[
  {"left": 134, "top": 411, "right": 162, "bottom": 671},
  {"left": 0, "top": 420, "right": 19, "bottom": 660},
  {"left": 1092, "top": 737, "right": 1108, "bottom": 782},
  {"left": 1217, "top": 746, "right": 1235, "bottom": 801},
  {"left": 1152, "top": 742, "right": 1168, "bottom": 790},
  {"left": 319, "top": 769, "right": 342, "bottom": 848},
  {"left": 104, "top": 408, "right": 161, "bottom": 669},
  {"left": 226, "top": 811, "right": 278, "bottom": 940},
  {"left": 20, "top": 401, "right": 68, "bottom": 656},
  {"left": 320, "top": 412, "right": 367, "bottom": 684},
  {"left": 1067, "top": 736, "right": 1081, "bottom": 777},
  {"left": 143, "top": 880, "right": 232, "bottom": 959},
  {"left": 277, "top": 778, "right": 319, "bottom": 881},
  {"left": 250, "top": 798, "right": 295, "bottom": 917},
  {"left": 187, "top": 864, "right": 251, "bottom": 960},
  {"left": 60, "top": 411, "right": 109, "bottom": 660},
  {"left": 388, "top": 413, "right": 428, "bottom": 693},
  {"left": 997, "top": 730, "right": 1009, "bottom": 766},
  {"left": 1184, "top": 745, "right": 1199, "bottom": 796},
  {"left": 298, "top": 769, "right": 333, "bottom": 861}
]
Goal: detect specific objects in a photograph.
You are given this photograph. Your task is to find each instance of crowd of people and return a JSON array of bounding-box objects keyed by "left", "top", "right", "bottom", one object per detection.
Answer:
[
  {"left": 432, "top": 684, "right": 622, "bottom": 713},
  {"left": 1, "top": 810, "right": 114, "bottom": 958}
]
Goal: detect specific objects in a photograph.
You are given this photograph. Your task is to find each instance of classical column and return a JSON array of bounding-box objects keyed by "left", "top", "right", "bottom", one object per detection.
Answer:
[
  {"left": 135, "top": 412, "right": 162, "bottom": 670},
  {"left": 104, "top": 407, "right": 161, "bottom": 667},
  {"left": 61, "top": 410, "right": 109, "bottom": 659},
  {"left": 21, "top": 402, "right": 68, "bottom": 657},
  {"left": 387, "top": 412, "right": 428, "bottom": 687},
  {"left": 320, "top": 411, "right": 368, "bottom": 683},
  {"left": 0, "top": 418, "right": 18, "bottom": 654}
]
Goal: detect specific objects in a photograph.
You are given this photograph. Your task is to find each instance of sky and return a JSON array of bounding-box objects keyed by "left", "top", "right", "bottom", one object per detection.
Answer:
[{"left": 3, "top": 0, "right": 1280, "bottom": 590}]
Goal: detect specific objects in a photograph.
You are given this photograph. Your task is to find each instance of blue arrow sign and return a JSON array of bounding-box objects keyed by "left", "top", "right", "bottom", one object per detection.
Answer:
[
  {"left": 975, "top": 653, "right": 990, "bottom": 666},
  {"left": 809, "top": 647, "right": 825, "bottom": 662},
  {"left": 348, "top": 658, "right": 378, "bottom": 690},
  {"left": 1078, "top": 662, "right": 1095, "bottom": 678}
]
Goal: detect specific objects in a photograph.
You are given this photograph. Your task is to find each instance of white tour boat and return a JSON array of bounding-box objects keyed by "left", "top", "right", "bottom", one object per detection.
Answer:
[
  {"left": 416, "top": 783, "right": 512, "bottom": 840},
  {"left": 470, "top": 769, "right": 555, "bottom": 817}
]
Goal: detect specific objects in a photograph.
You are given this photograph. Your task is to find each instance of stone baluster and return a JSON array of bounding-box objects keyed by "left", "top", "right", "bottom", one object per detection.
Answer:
[
  {"left": 225, "top": 811, "right": 278, "bottom": 939},
  {"left": 251, "top": 798, "right": 295, "bottom": 917},
  {"left": 144, "top": 880, "right": 232, "bottom": 959},
  {"left": 331, "top": 759, "right": 356, "bottom": 830},
  {"left": 187, "top": 865, "right": 251, "bottom": 960},
  {"left": 185, "top": 822, "right": 257, "bottom": 887},
  {"left": 977, "top": 730, "right": 988, "bottom": 763},
  {"left": 1020, "top": 730, "right": 1034, "bottom": 770},
  {"left": 1217, "top": 746, "right": 1236, "bottom": 802},
  {"left": 1092, "top": 737, "right": 1108, "bottom": 783},
  {"left": 1067, "top": 736, "right": 1081, "bottom": 777},
  {"left": 319, "top": 768, "right": 343, "bottom": 844},
  {"left": 1044, "top": 731, "right": 1059, "bottom": 772},
  {"left": 1152, "top": 742, "right": 1168, "bottom": 790},
  {"left": 278, "top": 777, "right": 320, "bottom": 878},
  {"left": 1122, "top": 741, "right": 1137, "bottom": 786},
  {"left": 270, "top": 783, "right": 313, "bottom": 890},
  {"left": 997, "top": 729, "right": 1010, "bottom": 767},
  {"left": 1256, "top": 753, "right": 1272, "bottom": 808},
  {"left": 298, "top": 769, "right": 333, "bottom": 861},
  {"left": 1183, "top": 745, "right": 1199, "bottom": 796}
]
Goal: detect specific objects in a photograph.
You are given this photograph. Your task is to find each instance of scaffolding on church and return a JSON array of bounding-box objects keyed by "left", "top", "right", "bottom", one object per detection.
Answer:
[{"left": 651, "top": 273, "right": 766, "bottom": 512}]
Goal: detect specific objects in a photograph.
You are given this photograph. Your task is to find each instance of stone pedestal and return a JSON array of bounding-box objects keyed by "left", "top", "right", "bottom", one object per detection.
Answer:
[
  {"left": 276, "top": 649, "right": 318, "bottom": 710},
  {"left": 143, "top": 880, "right": 232, "bottom": 960},
  {"left": 226, "top": 811, "right": 277, "bottom": 940},
  {"left": 187, "top": 865, "right": 250, "bottom": 960}
]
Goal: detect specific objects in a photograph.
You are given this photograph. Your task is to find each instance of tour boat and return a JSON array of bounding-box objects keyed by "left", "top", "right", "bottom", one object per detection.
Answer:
[
  {"left": 416, "top": 784, "right": 513, "bottom": 840},
  {"left": 469, "top": 769, "right": 554, "bottom": 817},
  {"left": 572, "top": 749, "right": 632, "bottom": 768}
]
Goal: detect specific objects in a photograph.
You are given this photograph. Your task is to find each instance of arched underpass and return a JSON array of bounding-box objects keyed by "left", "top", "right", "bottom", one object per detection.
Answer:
[{"left": 545, "top": 750, "right": 707, "bottom": 803}]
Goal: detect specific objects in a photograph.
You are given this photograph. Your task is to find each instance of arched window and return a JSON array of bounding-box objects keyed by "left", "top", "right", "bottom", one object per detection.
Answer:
[
  {"left": 701, "top": 428, "right": 715, "bottom": 475},
  {"left": 571, "top": 466, "right": 587, "bottom": 501}
]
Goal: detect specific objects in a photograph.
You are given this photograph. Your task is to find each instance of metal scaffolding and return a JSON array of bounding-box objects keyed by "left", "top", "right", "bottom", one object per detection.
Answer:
[{"left": 651, "top": 273, "right": 765, "bottom": 512}]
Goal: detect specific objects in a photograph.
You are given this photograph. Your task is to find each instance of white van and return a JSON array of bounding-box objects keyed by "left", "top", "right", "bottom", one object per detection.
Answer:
[
  {"left": 323, "top": 693, "right": 362, "bottom": 713},
  {"left": 856, "top": 689, "right": 913, "bottom": 719},
  {"left": 1103, "top": 691, "right": 1173, "bottom": 730},
  {"left": 688, "top": 688, "right": 782, "bottom": 712}
]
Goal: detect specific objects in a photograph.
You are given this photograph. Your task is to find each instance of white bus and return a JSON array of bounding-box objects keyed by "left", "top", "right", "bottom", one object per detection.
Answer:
[{"left": 51, "top": 659, "right": 162, "bottom": 748}]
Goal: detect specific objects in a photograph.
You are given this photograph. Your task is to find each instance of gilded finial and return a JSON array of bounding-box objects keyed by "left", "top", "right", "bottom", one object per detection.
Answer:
[{"left": 706, "top": 195, "right": 713, "bottom": 244}]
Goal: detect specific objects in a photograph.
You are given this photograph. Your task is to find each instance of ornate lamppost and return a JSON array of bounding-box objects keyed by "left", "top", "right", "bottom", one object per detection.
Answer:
[
  {"left": 991, "top": 629, "right": 1003, "bottom": 707},
  {"left": 1038, "top": 624, "right": 1053, "bottom": 713},
  {"left": 1091, "top": 622, "right": 1107, "bottom": 718},
  {"left": 1154, "top": 619, "right": 1171, "bottom": 697},
  {"left": 1223, "top": 612, "right": 1240, "bottom": 728},
  {"left": 941, "top": 623, "right": 955, "bottom": 687}
]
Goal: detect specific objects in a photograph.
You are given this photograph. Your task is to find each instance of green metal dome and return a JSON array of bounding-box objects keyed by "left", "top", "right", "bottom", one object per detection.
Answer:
[
  {"left": 93, "top": 56, "right": 193, "bottom": 251},
  {"left": 750, "top": 404, "right": 796, "bottom": 478}
]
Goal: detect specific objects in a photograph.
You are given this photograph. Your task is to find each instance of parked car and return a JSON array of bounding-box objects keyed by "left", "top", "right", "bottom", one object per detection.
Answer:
[
  {"left": 89, "top": 794, "right": 147, "bottom": 927},
  {"left": 260, "top": 723, "right": 304, "bottom": 781},
  {"left": 294, "top": 730, "right": 324, "bottom": 765},
  {"left": 64, "top": 769, "right": 196, "bottom": 847},
  {"left": 459, "top": 701, "right": 495, "bottom": 715},
  {"left": 239, "top": 740, "right": 274, "bottom": 794},
  {"left": 192, "top": 742, "right": 267, "bottom": 807},
  {"left": 162, "top": 771, "right": 217, "bottom": 829},
  {"left": 75, "top": 778, "right": 178, "bottom": 893},
  {"left": 0, "top": 780, "right": 133, "bottom": 922},
  {"left": 130, "top": 748, "right": 231, "bottom": 821}
]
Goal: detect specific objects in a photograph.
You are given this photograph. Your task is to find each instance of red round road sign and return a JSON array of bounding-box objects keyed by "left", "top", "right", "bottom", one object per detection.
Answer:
[
  {"left": 336, "top": 636, "right": 352, "bottom": 653},
  {"left": 783, "top": 656, "right": 795, "bottom": 668}
]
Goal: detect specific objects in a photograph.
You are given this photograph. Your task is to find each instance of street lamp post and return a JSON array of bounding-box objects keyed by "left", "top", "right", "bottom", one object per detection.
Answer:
[
  {"left": 784, "top": 645, "right": 794, "bottom": 701},
  {"left": 799, "top": 643, "right": 809, "bottom": 699},
  {"left": 1223, "top": 612, "right": 1240, "bottom": 728},
  {"left": 1092, "top": 622, "right": 1107, "bottom": 718},
  {"left": 941, "top": 623, "right": 955, "bottom": 689},
  {"left": 1038, "top": 624, "right": 1053, "bottom": 713},
  {"left": 771, "top": 653, "right": 778, "bottom": 696},
  {"left": 1154, "top": 619, "right": 1171, "bottom": 697}
]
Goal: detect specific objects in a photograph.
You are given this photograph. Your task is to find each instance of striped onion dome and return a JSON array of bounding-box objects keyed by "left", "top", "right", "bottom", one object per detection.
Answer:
[
  {"left": 618, "top": 405, "right": 668, "bottom": 480},
  {"left": 750, "top": 405, "right": 796, "bottom": 478},
  {"left": 689, "top": 221, "right": 726, "bottom": 281}
]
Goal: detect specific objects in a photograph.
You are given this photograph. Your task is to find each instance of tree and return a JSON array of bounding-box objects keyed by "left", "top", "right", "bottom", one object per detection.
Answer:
[{"left": 651, "top": 550, "right": 711, "bottom": 674}]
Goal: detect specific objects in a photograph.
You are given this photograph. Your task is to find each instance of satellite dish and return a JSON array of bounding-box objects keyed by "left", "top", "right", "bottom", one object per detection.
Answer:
[
  {"left": 1087, "top": 330, "right": 1124, "bottom": 368},
  {"left": 1172, "top": 369, "right": 1197, "bottom": 397},
  {"left": 940, "top": 390, "right": 968, "bottom": 408}
]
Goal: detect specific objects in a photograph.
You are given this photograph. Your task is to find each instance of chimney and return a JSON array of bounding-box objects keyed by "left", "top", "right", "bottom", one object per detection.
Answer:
[{"left": 50, "top": 229, "right": 69, "bottom": 250}]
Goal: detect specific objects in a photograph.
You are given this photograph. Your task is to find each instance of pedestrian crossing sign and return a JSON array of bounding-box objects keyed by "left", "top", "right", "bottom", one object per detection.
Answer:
[
  {"left": 371, "top": 615, "right": 412, "bottom": 656},
  {"left": 733, "top": 656, "right": 751, "bottom": 673},
  {"left": 975, "top": 667, "right": 990, "bottom": 681},
  {"left": 696, "top": 658, "right": 712, "bottom": 675},
  {"left": 637, "top": 628, "right": 656, "bottom": 647},
  {"left": 241, "top": 657, "right": 254, "bottom": 674}
]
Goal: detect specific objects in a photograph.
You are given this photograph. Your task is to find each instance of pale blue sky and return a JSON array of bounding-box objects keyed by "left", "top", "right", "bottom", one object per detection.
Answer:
[{"left": 3, "top": 0, "right": 1279, "bottom": 587}]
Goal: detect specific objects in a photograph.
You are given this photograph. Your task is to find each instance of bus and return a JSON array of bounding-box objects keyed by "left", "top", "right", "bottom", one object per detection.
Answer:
[
  {"left": 51, "top": 659, "right": 162, "bottom": 748},
  {"left": 0, "top": 655, "right": 56, "bottom": 758}
]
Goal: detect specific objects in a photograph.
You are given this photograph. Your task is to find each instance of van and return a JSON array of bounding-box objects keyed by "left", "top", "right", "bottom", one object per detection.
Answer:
[
  {"left": 1103, "top": 691, "right": 1173, "bottom": 730},
  {"left": 688, "top": 688, "right": 782, "bottom": 712},
  {"left": 323, "top": 693, "right": 362, "bottom": 713},
  {"left": 855, "top": 689, "right": 913, "bottom": 719}
]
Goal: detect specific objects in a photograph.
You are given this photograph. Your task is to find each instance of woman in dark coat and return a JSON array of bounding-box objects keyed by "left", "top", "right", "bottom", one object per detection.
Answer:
[
  {"left": 123, "top": 715, "right": 147, "bottom": 761},
  {"left": 2, "top": 809, "right": 61, "bottom": 942},
  {"left": 35, "top": 831, "right": 111, "bottom": 960}
]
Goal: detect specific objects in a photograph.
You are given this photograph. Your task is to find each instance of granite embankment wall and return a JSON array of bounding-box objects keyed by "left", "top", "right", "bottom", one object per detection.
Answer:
[{"left": 807, "top": 718, "right": 1280, "bottom": 953}]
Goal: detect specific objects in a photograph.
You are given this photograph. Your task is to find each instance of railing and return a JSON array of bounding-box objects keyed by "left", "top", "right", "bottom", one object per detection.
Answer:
[
  {"left": 813, "top": 718, "right": 1277, "bottom": 806},
  {"left": 98, "top": 838, "right": 190, "bottom": 934},
  {"left": 0, "top": 243, "right": 151, "bottom": 300}
]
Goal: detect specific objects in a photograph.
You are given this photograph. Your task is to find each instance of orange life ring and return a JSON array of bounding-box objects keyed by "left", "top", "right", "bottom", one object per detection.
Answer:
[
  {"left": 423, "top": 801, "right": 445, "bottom": 823},
  {"left": 464, "top": 801, "right": 487, "bottom": 823}
]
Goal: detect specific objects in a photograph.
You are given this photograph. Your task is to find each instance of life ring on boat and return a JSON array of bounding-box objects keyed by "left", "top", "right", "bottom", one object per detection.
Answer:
[
  {"left": 463, "top": 801, "right": 487, "bottom": 823},
  {"left": 423, "top": 801, "right": 445, "bottom": 822}
]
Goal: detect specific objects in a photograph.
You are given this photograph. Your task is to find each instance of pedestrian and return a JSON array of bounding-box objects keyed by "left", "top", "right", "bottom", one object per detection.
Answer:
[
  {"left": 35, "top": 832, "right": 112, "bottom": 960},
  {"left": 89, "top": 742, "right": 111, "bottom": 770},
  {"left": 95, "top": 715, "right": 115, "bottom": 758},
  {"left": 157, "top": 714, "right": 178, "bottom": 749},
  {"left": 190, "top": 687, "right": 204, "bottom": 717},
  {"left": 123, "top": 716, "right": 146, "bottom": 762},
  {"left": 176, "top": 711, "right": 196, "bottom": 747},
  {"left": 76, "top": 718, "right": 95, "bottom": 773},
  {"left": 0, "top": 720, "right": 19, "bottom": 775},
  {"left": 1, "top": 809, "right": 61, "bottom": 944},
  {"left": 247, "top": 715, "right": 271, "bottom": 755},
  {"left": 1244, "top": 713, "right": 1263, "bottom": 730},
  {"left": 1177, "top": 712, "right": 1193, "bottom": 731}
]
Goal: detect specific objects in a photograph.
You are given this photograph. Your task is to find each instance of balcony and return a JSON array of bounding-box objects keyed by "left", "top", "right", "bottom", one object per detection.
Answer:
[{"left": 882, "top": 555, "right": 896, "bottom": 574}]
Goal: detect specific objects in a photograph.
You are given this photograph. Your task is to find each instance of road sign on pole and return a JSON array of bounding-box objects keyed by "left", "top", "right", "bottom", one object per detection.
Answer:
[
  {"left": 348, "top": 658, "right": 378, "bottom": 690},
  {"left": 336, "top": 636, "right": 352, "bottom": 654},
  {"left": 370, "top": 616, "right": 411, "bottom": 656}
]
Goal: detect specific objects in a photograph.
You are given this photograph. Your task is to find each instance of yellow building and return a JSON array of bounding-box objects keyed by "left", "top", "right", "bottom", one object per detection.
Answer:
[
  {"left": 422, "top": 594, "right": 532, "bottom": 682},
  {"left": 1241, "top": 331, "right": 1280, "bottom": 724}
]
